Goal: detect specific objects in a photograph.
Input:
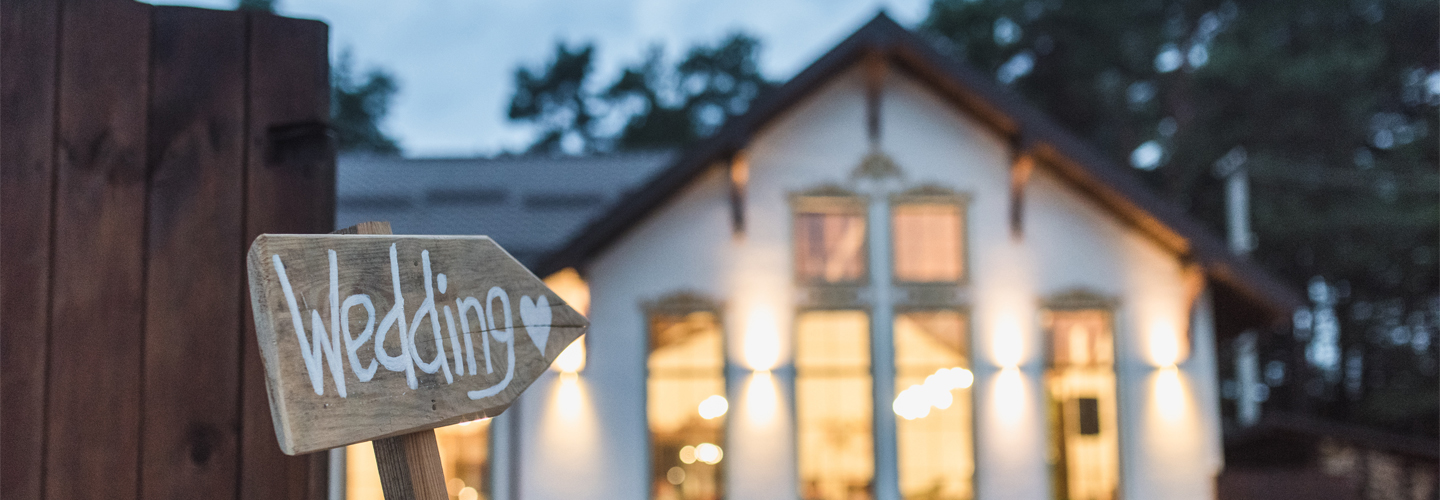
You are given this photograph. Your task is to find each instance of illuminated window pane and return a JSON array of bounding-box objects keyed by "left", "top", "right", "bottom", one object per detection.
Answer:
[
  {"left": 894, "top": 311, "right": 973, "bottom": 500},
  {"left": 892, "top": 203, "right": 963, "bottom": 283},
  {"left": 795, "top": 208, "right": 867, "bottom": 283},
  {"left": 346, "top": 419, "right": 491, "bottom": 500},
  {"left": 649, "top": 310, "right": 726, "bottom": 500},
  {"left": 796, "top": 310, "right": 873, "bottom": 500},
  {"left": 1044, "top": 309, "right": 1119, "bottom": 500}
]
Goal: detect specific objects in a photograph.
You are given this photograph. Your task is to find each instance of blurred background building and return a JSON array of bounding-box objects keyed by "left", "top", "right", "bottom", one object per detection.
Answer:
[{"left": 333, "top": 12, "right": 1437, "bottom": 500}]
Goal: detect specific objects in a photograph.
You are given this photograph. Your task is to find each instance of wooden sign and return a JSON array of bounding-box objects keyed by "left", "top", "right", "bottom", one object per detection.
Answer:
[{"left": 246, "top": 230, "right": 587, "bottom": 455}]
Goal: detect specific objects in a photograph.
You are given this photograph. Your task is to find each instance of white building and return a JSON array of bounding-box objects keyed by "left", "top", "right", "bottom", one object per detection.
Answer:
[{"left": 337, "top": 14, "right": 1300, "bottom": 500}]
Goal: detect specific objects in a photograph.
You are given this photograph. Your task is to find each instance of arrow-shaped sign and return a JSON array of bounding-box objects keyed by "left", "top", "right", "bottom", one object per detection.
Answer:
[{"left": 246, "top": 230, "right": 587, "bottom": 455}]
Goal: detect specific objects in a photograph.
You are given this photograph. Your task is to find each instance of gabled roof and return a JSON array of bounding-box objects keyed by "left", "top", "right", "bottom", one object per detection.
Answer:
[{"left": 535, "top": 13, "right": 1302, "bottom": 323}]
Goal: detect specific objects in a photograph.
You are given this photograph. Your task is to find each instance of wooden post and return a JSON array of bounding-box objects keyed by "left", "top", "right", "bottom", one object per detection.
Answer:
[
  {"left": 373, "top": 430, "right": 448, "bottom": 500},
  {"left": 337, "top": 221, "right": 447, "bottom": 500}
]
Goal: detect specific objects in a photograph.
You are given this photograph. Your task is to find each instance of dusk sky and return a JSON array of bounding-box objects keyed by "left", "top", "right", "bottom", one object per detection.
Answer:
[{"left": 149, "top": 0, "right": 931, "bottom": 157}]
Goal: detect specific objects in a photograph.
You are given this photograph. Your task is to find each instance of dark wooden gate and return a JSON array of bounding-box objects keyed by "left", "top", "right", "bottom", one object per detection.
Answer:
[{"left": 2, "top": 1, "right": 336, "bottom": 498}]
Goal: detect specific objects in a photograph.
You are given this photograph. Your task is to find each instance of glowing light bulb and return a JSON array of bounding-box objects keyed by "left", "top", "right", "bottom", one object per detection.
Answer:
[
  {"left": 697, "top": 395, "right": 729, "bottom": 419},
  {"left": 679, "top": 445, "right": 697, "bottom": 464},
  {"left": 459, "top": 486, "right": 479, "bottom": 500},
  {"left": 912, "top": 401, "right": 931, "bottom": 419},
  {"left": 695, "top": 443, "right": 723, "bottom": 464},
  {"left": 929, "top": 385, "right": 954, "bottom": 410},
  {"left": 952, "top": 367, "right": 974, "bottom": 389},
  {"left": 894, "top": 385, "right": 936, "bottom": 420},
  {"left": 892, "top": 391, "right": 911, "bottom": 419}
]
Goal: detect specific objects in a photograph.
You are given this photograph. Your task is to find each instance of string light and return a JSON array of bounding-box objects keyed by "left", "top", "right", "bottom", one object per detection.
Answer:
[
  {"left": 893, "top": 367, "right": 974, "bottom": 420},
  {"left": 695, "top": 443, "right": 723, "bottom": 464},
  {"left": 697, "top": 395, "right": 729, "bottom": 419}
]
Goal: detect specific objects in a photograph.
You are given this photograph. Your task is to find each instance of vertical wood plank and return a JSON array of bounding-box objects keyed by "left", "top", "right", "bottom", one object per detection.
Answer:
[
  {"left": 141, "top": 6, "right": 247, "bottom": 500},
  {"left": 0, "top": 0, "right": 58, "bottom": 498},
  {"left": 240, "top": 11, "right": 334, "bottom": 500},
  {"left": 44, "top": 1, "right": 152, "bottom": 499}
]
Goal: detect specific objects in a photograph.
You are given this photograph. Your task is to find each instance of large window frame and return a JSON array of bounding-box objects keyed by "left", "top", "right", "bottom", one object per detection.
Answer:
[
  {"left": 892, "top": 306, "right": 976, "bottom": 500},
  {"left": 1041, "top": 290, "right": 1124, "bottom": 500},
  {"left": 793, "top": 307, "right": 876, "bottom": 500},
  {"left": 790, "top": 186, "right": 871, "bottom": 289},
  {"left": 644, "top": 292, "right": 729, "bottom": 500},
  {"left": 889, "top": 186, "right": 971, "bottom": 287},
  {"left": 790, "top": 181, "right": 976, "bottom": 500}
]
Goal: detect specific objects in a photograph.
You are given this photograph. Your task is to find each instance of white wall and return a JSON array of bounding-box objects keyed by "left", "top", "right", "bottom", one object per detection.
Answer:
[{"left": 514, "top": 62, "right": 1222, "bottom": 500}]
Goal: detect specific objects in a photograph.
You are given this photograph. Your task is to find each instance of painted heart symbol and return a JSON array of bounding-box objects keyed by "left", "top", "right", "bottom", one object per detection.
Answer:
[{"left": 519, "top": 294, "right": 552, "bottom": 354}]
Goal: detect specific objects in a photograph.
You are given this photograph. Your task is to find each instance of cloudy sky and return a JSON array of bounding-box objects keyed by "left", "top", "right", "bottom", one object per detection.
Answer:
[{"left": 151, "top": 0, "right": 931, "bottom": 157}]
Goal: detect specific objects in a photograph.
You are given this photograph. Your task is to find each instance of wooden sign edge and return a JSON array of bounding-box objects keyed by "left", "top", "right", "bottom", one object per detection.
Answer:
[{"left": 246, "top": 235, "right": 298, "bottom": 454}]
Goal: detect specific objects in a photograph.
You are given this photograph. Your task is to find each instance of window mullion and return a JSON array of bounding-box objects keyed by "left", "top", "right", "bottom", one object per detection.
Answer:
[{"left": 867, "top": 193, "right": 901, "bottom": 500}]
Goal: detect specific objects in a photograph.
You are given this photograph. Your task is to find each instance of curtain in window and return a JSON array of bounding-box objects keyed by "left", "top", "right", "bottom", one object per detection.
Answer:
[
  {"left": 796, "top": 310, "right": 874, "bottom": 500},
  {"left": 795, "top": 212, "right": 867, "bottom": 283}
]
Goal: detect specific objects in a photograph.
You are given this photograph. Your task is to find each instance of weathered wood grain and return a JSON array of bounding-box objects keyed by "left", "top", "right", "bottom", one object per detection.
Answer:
[
  {"left": 240, "top": 12, "right": 335, "bottom": 500},
  {"left": 45, "top": 1, "right": 152, "bottom": 499},
  {"left": 343, "top": 222, "right": 448, "bottom": 500},
  {"left": 247, "top": 234, "right": 588, "bottom": 454},
  {"left": 0, "top": 0, "right": 57, "bottom": 498},
  {"left": 373, "top": 428, "right": 447, "bottom": 500},
  {"left": 141, "top": 7, "right": 248, "bottom": 499}
]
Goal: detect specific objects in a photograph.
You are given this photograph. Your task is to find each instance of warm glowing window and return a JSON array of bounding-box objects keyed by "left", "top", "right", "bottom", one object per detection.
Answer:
[
  {"left": 1043, "top": 309, "right": 1119, "bottom": 500},
  {"left": 794, "top": 199, "right": 867, "bottom": 284},
  {"left": 796, "top": 310, "right": 873, "bottom": 500},
  {"left": 346, "top": 420, "right": 491, "bottom": 500},
  {"left": 648, "top": 304, "right": 726, "bottom": 500},
  {"left": 893, "top": 311, "right": 974, "bottom": 500},
  {"left": 891, "top": 203, "right": 964, "bottom": 283}
]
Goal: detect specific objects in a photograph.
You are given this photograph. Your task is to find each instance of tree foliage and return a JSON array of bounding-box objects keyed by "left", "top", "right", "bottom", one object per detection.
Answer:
[
  {"left": 332, "top": 51, "right": 401, "bottom": 154},
  {"left": 507, "top": 33, "right": 774, "bottom": 154},
  {"left": 508, "top": 42, "right": 601, "bottom": 155},
  {"left": 922, "top": 0, "right": 1437, "bottom": 434}
]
